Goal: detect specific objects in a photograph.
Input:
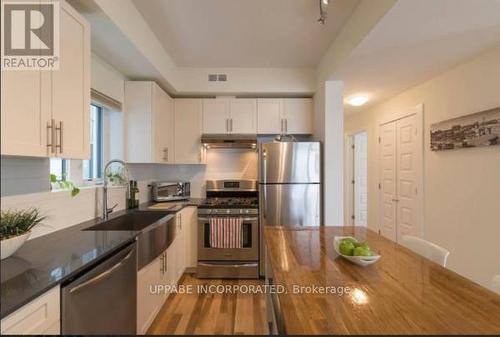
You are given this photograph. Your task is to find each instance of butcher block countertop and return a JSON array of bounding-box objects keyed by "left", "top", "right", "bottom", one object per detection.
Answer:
[{"left": 264, "top": 226, "right": 500, "bottom": 335}]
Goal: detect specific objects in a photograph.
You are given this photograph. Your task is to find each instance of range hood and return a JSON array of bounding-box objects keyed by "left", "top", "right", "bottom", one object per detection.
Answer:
[{"left": 201, "top": 134, "right": 257, "bottom": 149}]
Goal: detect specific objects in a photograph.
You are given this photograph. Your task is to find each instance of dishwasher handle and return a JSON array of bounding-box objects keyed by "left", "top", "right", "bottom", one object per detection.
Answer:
[{"left": 68, "top": 245, "right": 135, "bottom": 294}]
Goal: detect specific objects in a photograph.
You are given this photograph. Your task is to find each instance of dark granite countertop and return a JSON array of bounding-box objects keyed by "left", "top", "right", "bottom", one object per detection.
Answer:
[{"left": 0, "top": 199, "right": 203, "bottom": 319}]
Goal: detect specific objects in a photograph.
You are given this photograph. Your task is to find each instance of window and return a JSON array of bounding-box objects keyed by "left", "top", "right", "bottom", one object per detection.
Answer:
[
  {"left": 82, "top": 104, "right": 103, "bottom": 181},
  {"left": 50, "top": 158, "right": 68, "bottom": 181}
]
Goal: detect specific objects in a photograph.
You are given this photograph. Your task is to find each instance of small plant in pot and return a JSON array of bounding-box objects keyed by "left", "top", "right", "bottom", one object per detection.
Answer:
[{"left": 1, "top": 208, "right": 45, "bottom": 260}]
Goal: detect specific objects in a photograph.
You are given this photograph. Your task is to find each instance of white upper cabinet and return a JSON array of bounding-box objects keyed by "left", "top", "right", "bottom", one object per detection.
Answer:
[
  {"left": 257, "top": 99, "right": 282, "bottom": 134},
  {"left": 229, "top": 99, "right": 257, "bottom": 134},
  {"left": 51, "top": 2, "right": 91, "bottom": 159},
  {"left": 125, "top": 81, "right": 174, "bottom": 164},
  {"left": 154, "top": 86, "right": 174, "bottom": 163},
  {"left": 202, "top": 98, "right": 257, "bottom": 134},
  {"left": 1, "top": 1, "right": 90, "bottom": 159},
  {"left": 202, "top": 99, "right": 230, "bottom": 134},
  {"left": 257, "top": 98, "right": 313, "bottom": 135},
  {"left": 282, "top": 98, "right": 313, "bottom": 135},
  {"left": 174, "top": 99, "right": 204, "bottom": 164}
]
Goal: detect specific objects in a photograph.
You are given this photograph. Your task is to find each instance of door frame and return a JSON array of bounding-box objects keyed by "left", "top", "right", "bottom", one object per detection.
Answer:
[
  {"left": 377, "top": 104, "right": 424, "bottom": 239},
  {"left": 344, "top": 129, "right": 367, "bottom": 226}
]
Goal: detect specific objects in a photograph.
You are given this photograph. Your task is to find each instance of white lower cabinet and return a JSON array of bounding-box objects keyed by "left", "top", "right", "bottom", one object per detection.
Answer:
[
  {"left": 182, "top": 207, "right": 198, "bottom": 269},
  {"left": 137, "top": 250, "right": 168, "bottom": 334},
  {"left": 0, "top": 286, "right": 60, "bottom": 335}
]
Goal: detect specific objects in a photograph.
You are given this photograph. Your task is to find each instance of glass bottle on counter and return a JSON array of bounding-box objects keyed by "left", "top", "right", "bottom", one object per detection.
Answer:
[{"left": 128, "top": 180, "right": 140, "bottom": 209}]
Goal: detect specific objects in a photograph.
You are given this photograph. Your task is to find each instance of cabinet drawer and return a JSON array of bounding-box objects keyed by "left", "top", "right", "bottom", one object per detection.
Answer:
[{"left": 1, "top": 286, "right": 60, "bottom": 335}]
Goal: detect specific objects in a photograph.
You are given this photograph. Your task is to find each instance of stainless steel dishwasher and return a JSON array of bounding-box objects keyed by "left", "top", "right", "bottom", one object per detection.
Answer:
[{"left": 61, "top": 241, "right": 137, "bottom": 334}]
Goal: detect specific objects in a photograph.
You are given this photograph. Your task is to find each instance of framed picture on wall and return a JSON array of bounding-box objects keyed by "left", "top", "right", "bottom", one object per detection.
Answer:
[{"left": 430, "top": 107, "right": 500, "bottom": 151}]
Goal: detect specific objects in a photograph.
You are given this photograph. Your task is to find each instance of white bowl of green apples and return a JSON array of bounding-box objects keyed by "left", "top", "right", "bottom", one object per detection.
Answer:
[{"left": 333, "top": 236, "right": 380, "bottom": 267}]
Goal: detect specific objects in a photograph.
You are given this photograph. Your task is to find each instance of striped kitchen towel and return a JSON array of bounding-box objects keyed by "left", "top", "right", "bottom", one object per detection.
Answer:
[{"left": 209, "top": 217, "right": 242, "bottom": 249}]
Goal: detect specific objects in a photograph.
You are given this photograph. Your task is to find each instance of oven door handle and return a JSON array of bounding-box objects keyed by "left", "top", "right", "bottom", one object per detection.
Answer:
[
  {"left": 198, "top": 217, "right": 258, "bottom": 222},
  {"left": 198, "top": 262, "right": 258, "bottom": 268}
]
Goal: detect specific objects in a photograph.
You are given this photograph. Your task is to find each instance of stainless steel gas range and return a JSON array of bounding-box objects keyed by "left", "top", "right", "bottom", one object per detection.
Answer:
[{"left": 197, "top": 179, "right": 259, "bottom": 279}]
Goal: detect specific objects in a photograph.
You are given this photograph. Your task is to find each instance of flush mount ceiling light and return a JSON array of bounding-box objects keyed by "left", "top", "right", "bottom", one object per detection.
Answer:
[
  {"left": 318, "top": 0, "right": 328, "bottom": 25},
  {"left": 346, "top": 95, "right": 369, "bottom": 107}
]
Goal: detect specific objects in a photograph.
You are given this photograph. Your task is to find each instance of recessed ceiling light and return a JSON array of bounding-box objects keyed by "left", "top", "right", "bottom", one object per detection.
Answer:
[
  {"left": 322, "top": 0, "right": 329, "bottom": 5},
  {"left": 346, "top": 95, "right": 369, "bottom": 107}
]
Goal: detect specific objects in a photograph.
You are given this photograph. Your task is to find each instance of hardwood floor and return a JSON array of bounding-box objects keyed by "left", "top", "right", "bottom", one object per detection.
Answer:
[{"left": 148, "top": 274, "right": 268, "bottom": 335}]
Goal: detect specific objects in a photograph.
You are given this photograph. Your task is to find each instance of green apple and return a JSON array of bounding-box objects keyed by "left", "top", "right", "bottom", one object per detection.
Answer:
[
  {"left": 354, "top": 242, "right": 370, "bottom": 250},
  {"left": 353, "top": 247, "right": 372, "bottom": 256},
  {"left": 341, "top": 238, "right": 357, "bottom": 244},
  {"left": 339, "top": 241, "right": 355, "bottom": 256}
]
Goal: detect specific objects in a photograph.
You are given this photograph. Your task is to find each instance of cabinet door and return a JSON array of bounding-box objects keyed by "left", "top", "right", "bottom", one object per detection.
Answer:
[
  {"left": 174, "top": 99, "right": 203, "bottom": 164},
  {"left": 154, "top": 85, "right": 174, "bottom": 163},
  {"left": 229, "top": 99, "right": 257, "bottom": 134},
  {"left": 202, "top": 99, "right": 229, "bottom": 134},
  {"left": 125, "top": 82, "right": 153, "bottom": 163},
  {"left": 1, "top": 286, "right": 60, "bottom": 335},
  {"left": 51, "top": 2, "right": 90, "bottom": 159},
  {"left": 1, "top": 71, "right": 51, "bottom": 157},
  {"left": 282, "top": 98, "right": 313, "bottom": 135},
  {"left": 137, "top": 256, "right": 163, "bottom": 334},
  {"left": 182, "top": 207, "right": 198, "bottom": 269},
  {"left": 257, "top": 99, "right": 282, "bottom": 134}
]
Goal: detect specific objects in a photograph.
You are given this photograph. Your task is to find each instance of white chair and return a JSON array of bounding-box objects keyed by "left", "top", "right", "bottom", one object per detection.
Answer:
[
  {"left": 401, "top": 235, "right": 450, "bottom": 267},
  {"left": 492, "top": 275, "right": 500, "bottom": 294}
]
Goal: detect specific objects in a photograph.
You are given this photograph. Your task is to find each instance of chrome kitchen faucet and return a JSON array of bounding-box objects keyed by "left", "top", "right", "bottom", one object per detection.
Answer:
[{"left": 102, "top": 159, "right": 131, "bottom": 220}]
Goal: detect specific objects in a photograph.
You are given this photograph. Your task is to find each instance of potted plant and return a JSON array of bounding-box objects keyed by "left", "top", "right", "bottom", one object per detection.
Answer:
[{"left": 1, "top": 208, "right": 45, "bottom": 260}]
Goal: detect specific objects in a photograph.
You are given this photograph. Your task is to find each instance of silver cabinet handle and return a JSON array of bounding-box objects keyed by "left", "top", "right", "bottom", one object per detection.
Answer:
[
  {"left": 285, "top": 119, "right": 288, "bottom": 133},
  {"left": 226, "top": 118, "right": 229, "bottom": 133},
  {"left": 160, "top": 253, "right": 165, "bottom": 274},
  {"left": 230, "top": 118, "right": 233, "bottom": 133},
  {"left": 47, "top": 119, "right": 55, "bottom": 154},
  {"left": 69, "top": 247, "right": 134, "bottom": 294},
  {"left": 392, "top": 198, "right": 400, "bottom": 202},
  {"left": 164, "top": 252, "right": 167, "bottom": 273},
  {"left": 280, "top": 119, "right": 283, "bottom": 133},
  {"left": 56, "top": 121, "right": 63, "bottom": 154},
  {"left": 163, "top": 148, "right": 168, "bottom": 161}
]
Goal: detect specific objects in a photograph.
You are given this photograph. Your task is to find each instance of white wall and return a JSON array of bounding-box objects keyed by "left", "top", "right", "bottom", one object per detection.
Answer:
[
  {"left": 91, "top": 53, "right": 125, "bottom": 103},
  {"left": 155, "top": 149, "right": 258, "bottom": 198},
  {"left": 345, "top": 46, "right": 500, "bottom": 292}
]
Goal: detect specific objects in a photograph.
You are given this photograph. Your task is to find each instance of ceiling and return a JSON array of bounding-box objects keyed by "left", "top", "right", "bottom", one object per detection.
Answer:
[
  {"left": 132, "top": 0, "right": 360, "bottom": 68},
  {"left": 337, "top": 0, "right": 500, "bottom": 114}
]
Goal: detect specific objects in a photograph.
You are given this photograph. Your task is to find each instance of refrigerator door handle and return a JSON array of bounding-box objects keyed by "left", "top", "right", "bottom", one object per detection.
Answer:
[{"left": 262, "top": 149, "right": 268, "bottom": 217}]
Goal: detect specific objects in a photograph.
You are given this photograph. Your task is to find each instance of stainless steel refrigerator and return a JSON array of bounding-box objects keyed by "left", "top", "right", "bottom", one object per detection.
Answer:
[{"left": 259, "top": 141, "right": 321, "bottom": 274}]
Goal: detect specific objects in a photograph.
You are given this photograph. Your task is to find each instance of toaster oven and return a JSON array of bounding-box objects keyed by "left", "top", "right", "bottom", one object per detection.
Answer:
[{"left": 151, "top": 181, "right": 190, "bottom": 202}]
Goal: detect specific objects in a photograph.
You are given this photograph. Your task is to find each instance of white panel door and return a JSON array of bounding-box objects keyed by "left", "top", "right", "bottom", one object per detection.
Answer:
[
  {"left": 354, "top": 132, "right": 368, "bottom": 226},
  {"left": 229, "top": 99, "right": 257, "bottom": 134},
  {"left": 379, "top": 122, "right": 397, "bottom": 241},
  {"left": 51, "top": 2, "right": 90, "bottom": 159},
  {"left": 174, "top": 99, "right": 203, "bottom": 164},
  {"left": 202, "top": 99, "right": 229, "bottom": 134},
  {"left": 257, "top": 99, "right": 282, "bottom": 134},
  {"left": 282, "top": 98, "right": 313, "bottom": 134},
  {"left": 395, "top": 115, "right": 421, "bottom": 241}
]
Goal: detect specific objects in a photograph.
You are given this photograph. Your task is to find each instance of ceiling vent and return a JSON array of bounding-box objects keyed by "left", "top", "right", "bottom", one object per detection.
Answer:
[{"left": 208, "top": 74, "right": 228, "bottom": 82}]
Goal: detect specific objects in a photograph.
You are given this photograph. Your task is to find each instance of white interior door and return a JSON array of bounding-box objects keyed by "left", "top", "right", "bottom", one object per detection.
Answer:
[
  {"left": 379, "top": 111, "right": 422, "bottom": 243},
  {"left": 379, "top": 123, "right": 397, "bottom": 241},
  {"left": 395, "top": 114, "right": 421, "bottom": 241},
  {"left": 354, "top": 132, "right": 368, "bottom": 226}
]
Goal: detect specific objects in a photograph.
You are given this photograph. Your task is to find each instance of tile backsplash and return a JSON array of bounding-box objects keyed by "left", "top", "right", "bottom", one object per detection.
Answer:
[{"left": 0, "top": 181, "right": 151, "bottom": 239}]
